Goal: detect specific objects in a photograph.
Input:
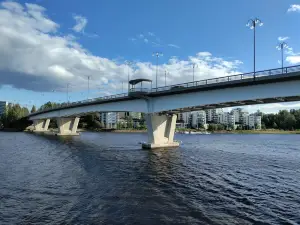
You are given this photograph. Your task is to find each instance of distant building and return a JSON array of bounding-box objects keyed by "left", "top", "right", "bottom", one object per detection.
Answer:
[
  {"left": 231, "top": 108, "right": 243, "bottom": 124},
  {"left": 0, "top": 101, "right": 7, "bottom": 116},
  {"left": 125, "top": 112, "right": 141, "bottom": 120},
  {"left": 99, "top": 112, "right": 119, "bottom": 129},
  {"left": 243, "top": 114, "right": 261, "bottom": 130},
  {"left": 191, "top": 111, "right": 207, "bottom": 128},
  {"left": 205, "top": 109, "right": 223, "bottom": 123},
  {"left": 218, "top": 112, "right": 235, "bottom": 128}
]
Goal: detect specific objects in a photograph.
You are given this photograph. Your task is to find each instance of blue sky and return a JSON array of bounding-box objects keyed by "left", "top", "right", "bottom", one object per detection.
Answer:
[{"left": 0, "top": 0, "right": 300, "bottom": 112}]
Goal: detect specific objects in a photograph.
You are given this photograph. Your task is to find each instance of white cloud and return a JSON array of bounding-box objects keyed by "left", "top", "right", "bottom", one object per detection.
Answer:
[
  {"left": 148, "top": 32, "right": 155, "bottom": 36},
  {"left": 0, "top": 0, "right": 243, "bottom": 93},
  {"left": 72, "top": 15, "right": 87, "bottom": 33},
  {"left": 286, "top": 55, "right": 300, "bottom": 64},
  {"left": 138, "top": 34, "right": 144, "bottom": 38},
  {"left": 168, "top": 44, "right": 180, "bottom": 49},
  {"left": 144, "top": 38, "right": 149, "bottom": 43},
  {"left": 278, "top": 36, "right": 289, "bottom": 41},
  {"left": 282, "top": 45, "right": 300, "bottom": 64},
  {"left": 0, "top": 1, "right": 298, "bottom": 113},
  {"left": 287, "top": 4, "right": 300, "bottom": 12}
]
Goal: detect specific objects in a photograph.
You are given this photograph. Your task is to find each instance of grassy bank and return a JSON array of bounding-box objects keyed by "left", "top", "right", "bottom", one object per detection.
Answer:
[{"left": 230, "top": 129, "right": 300, "bottom": 134}]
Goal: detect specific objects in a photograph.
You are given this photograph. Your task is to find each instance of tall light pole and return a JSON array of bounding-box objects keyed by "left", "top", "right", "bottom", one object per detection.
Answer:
[
  {"left": 246, "top": 18, "right": 263, "bottom": 79},
  {"left": 152, "top": 52, "right": 163, "bottom": 89},
  {"left": 125, "top": 60, "right": 132, "bottom": 92},
  {"left": 66, "top": 83, "right": 70, "bottom": 103},
  {"left": 122, "top": 81, "right": 124, "bottom": 93},
  {"left": 276, "top": 42, "right": 288, "bottom": 73},
  {"left": 192, "top": 63, "right": 198, "bottom": 82},
  {"left": 164, "top": 70, "right": 168, "bottom": 86},
  {"left": 86, "top": 75, "right": 91, "bottom": 100}
]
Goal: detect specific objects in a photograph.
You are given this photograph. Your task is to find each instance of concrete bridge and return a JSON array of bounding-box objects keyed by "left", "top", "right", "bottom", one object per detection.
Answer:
[{"left": 29, "top": 65, "right": 300, "bottom": 149}]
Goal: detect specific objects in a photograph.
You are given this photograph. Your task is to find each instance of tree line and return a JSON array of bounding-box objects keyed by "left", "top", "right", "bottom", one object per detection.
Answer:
[
  {"left": 262, "top": 109, "right": 300, "bottom": 130},
  {"left": 1, "top": 101, "right": 300, "bottom": 131},
  {"left": 0, "top": 103, "right": 30, "bottom": 129}
]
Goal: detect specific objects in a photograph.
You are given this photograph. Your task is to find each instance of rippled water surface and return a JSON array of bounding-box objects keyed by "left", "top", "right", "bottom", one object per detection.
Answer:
[{"left": 1, "top": 132, "right": 300, "bottom": 225}]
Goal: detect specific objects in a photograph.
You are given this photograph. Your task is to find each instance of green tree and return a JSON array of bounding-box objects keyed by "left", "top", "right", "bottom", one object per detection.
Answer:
[{"left": 31, "top": 105, "right": 36, "bottom": 113}]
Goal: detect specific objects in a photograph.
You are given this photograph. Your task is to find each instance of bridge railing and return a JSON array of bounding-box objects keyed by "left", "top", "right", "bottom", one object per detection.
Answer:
[
  {"left": 151, "top": 64, "right": 300, "bottom": 93},
  {"left": 31, "top": 64, "right": 300, "bottom": 115},
  {"left": 33, "top": 93, "right": 129, "bottom": 114}
]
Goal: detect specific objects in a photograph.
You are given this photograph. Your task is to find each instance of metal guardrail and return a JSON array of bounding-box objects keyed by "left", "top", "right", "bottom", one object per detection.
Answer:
[{"left": 31, "top": 65, "right": 300, "bottom": 115}]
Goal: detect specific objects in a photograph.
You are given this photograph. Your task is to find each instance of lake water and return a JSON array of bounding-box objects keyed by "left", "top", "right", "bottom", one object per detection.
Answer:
[{"left": 0, "top": 132, "right": 300, "bottom": 225}]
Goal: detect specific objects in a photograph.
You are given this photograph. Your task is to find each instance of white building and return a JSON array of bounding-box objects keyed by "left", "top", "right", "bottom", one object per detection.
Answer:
[
  {"left": 231, "top": 108, "right": 244, "bottom": 124},
  {"left": 0, "top": 101, "right": 7, "bottom": 116},
  {"left": 125, "top": 112, "right": 141, "bottom": 120},
  {"left": 205, "top": 109, "right": 223, "bottom": 123},
  {"left": 243, "top": 114, "right": 261, "bottom": 130},
  {"left": 218, "top": 112, "right": 235, "bottom": 128},
  {"left": 99, "top": 112, "right": 119, "bottom": 129},
  {"left": 191, "top": 111, "right": 207, "bottom": 128}
]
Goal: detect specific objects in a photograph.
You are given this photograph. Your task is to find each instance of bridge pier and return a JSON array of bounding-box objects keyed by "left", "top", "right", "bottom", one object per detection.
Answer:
[
  {"left": 142, "top": 114, "right": 179, "bottom": 149},
  {"left": 56, "top": 117, "right": 80, "bottom": 136},
  {"left": 33, "top": 119, "right": 50, "bottom": 132}
]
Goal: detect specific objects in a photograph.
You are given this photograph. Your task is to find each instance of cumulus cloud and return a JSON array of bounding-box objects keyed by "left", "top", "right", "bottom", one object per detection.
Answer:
[
  {"left": 286, "top": 55, "right": 300, "bottom": 64},
  {"left": 72, "top": 15, "right": 87, "bottom": 33},
  {"left": 0, "top": 1, "right": 245, "bottom": 94},
  {"left": 287, "top": 4, "right": 300, "bottom": 13}
]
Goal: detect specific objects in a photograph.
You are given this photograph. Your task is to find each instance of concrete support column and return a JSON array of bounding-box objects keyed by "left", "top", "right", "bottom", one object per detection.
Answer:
[
  {"left": 142, "top": 114, "right": 179, "bottom": 149},
  {"left": 56, "top": 117, "right": 80, "bottom": 136},
  {"left": 33, "top": 119, "right": 50, "bottom": 132}
]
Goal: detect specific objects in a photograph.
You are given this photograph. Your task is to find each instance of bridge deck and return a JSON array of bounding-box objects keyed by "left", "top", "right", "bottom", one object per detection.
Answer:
[{"left": 29, "top": 65, "right": 300, "bottom": 117}]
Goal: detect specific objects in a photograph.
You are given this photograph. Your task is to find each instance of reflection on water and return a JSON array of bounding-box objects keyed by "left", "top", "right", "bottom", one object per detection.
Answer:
[{"left": 0, "top": 132, "right": 300, "bottom": 225}]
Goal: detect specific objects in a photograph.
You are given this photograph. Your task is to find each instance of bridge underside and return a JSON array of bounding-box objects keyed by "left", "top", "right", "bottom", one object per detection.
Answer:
[{"left": 162, "top": 96, "right": 300, "bottom": 114}]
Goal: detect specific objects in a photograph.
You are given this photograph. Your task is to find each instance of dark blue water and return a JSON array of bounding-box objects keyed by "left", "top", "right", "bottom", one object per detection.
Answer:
[{"left": 0, "top": 132, "right": 300, "bottom": 225}]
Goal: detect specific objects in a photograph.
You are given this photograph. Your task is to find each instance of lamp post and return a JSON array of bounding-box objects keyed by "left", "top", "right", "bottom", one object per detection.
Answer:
[
  {"left": 152, "top": 52, "right": 163, "bottom": 90},
  {"left": 276, "top": 42, "right": 288, "bottom": 73},
  {"left": 66, "top": 83, "right": 70, "bottom": 103},
  {"left": 86, "top": 75, "right": 91, "bottom": 100},
  {"left": 125, "top": 60, "right": 132, "bottom": 93},
  {"left": 246, "top": 18, "right": 263, "bottom": 79},
  {"left": 164, "top": 70, "right": 168, "bottom": 86},
  {"left": 192, "top": 63, "right": 198, "bottom": 82}
]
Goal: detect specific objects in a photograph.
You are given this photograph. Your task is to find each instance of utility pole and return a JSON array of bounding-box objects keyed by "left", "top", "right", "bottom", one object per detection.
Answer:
[
  {"left": 152, "top": 52, "right": 163, "bottom": 90},
  {"left": 247, "top": 18, "right": 263, "bottom": 80}
]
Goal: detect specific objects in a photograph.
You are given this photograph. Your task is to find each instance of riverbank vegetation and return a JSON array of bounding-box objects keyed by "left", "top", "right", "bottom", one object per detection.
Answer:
[{"left": 1, "top": 101, "right": 300, "bottom": 134}]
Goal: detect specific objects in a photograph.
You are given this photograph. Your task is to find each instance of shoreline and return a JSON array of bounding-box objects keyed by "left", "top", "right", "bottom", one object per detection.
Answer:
[{"left": 1, "top": 128, "right": 299, "bottom": 135}]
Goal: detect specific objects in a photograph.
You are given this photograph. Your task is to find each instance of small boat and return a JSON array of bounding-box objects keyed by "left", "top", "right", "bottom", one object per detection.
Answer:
[{"left": 190, "top": 131, "right": 203, "bottom": 135}]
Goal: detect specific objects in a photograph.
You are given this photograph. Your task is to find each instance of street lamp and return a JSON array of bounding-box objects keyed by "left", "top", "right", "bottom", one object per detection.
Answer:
[
  {"left": 66, "top": 83, "right": 70, "bottom": 103},
  {"left": 246, "top": 18, "right": 263, "bottom": 79},
  {"left": 276, "top": 42, "right": 288, "bottom": 73},
  {"left": 152, "top": 52, "right": 163, "bottom": 89},
  {"left": 125, "top": 60, "right": 132, "bottom": 92},
  {"left": 86, "top": 75, "right": 91, "bottom": 100},
  {"left": 164, "top": 70, "right": 168, "bottom": 86},
  {"left": 192, "top": 63, "right": 198, "bottom": 82}
]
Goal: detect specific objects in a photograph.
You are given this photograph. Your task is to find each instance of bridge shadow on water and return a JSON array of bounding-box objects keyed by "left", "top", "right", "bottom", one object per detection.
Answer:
[{"left": 27, "top": 132, "right": 216, "bottom": 225}]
